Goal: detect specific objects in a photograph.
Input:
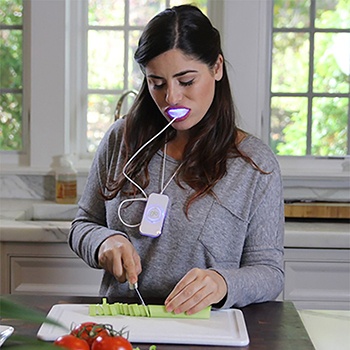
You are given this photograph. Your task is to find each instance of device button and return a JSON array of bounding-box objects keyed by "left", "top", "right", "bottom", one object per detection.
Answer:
[{"left": 146, "top": 206, "right": 162, "bottom": 222}]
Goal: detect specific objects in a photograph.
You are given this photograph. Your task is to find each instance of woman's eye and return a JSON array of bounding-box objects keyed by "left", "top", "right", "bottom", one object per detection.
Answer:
[
  {"left": 153, "top": 82, "right": 165, "bottom": 90},
  {"left": 180, "top": 79, "right": 194, "bottom": 87}
]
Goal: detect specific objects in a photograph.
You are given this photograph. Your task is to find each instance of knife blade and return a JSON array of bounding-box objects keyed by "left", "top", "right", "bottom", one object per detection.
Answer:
[{"left": 129, "top": 282, "right": 150, "bottom": 317}]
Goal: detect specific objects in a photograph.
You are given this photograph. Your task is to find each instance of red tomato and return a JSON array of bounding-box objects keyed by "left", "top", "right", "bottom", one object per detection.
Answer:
[
  {"left": 91, "top": 334, "right": 133, "bottom": 350},
  {"left": 54, "top": 334, "right": 90, "bottom": 350},
  {"left": 70, "top": 322, "right": 110, "bottom": 346}
]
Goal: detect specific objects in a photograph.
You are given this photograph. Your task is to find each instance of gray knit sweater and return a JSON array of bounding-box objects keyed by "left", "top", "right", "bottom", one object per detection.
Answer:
[{"left": 69, "top": 119, "right": 284, "bottom": 308}]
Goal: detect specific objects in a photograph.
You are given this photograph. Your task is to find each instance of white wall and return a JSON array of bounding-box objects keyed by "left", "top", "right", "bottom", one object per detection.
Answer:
[{"left": 30, "top": 0, "right": 70, "bottom": 168}]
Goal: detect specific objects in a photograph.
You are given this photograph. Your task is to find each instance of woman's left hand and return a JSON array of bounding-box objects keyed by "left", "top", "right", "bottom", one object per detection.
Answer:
[{"left": 164, "top": 268, "right": 227, "bottom": 315}]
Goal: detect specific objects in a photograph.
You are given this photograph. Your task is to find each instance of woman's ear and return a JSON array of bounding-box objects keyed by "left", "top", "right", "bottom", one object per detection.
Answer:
[{"left": 214, "top": 54, "right": 224, "bottom": 81}]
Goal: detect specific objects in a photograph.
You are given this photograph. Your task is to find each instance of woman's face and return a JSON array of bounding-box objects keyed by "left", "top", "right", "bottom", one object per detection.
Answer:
[{"left": 145, "top": 49, "right": 223, "bottom": 132}]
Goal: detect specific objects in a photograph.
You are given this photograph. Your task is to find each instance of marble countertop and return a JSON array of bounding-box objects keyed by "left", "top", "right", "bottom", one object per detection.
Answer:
[
  {"left": 0, "top": 199, "right": 73, "bottom": 242},
  {"left": 0, "top": 199, "right": 349, "bottom": 248}
]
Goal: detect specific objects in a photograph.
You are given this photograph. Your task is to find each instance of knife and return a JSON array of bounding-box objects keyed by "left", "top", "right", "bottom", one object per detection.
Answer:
[{"left": 129, "top": 281, "right": 150, "bottom": 317}]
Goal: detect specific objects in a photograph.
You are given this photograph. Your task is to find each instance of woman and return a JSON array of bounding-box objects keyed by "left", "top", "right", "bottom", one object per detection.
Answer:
[{"left": 69, "top": 5, "right": 284, "bottom": 315}]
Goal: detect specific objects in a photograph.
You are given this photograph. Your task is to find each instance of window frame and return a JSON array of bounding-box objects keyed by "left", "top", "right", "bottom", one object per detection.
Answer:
[
  {"left": 261, "top": 0, "right": 349, "bottom": 182},
  {"left": 0, "top": 0, "right": 72, "bottom": 172},
  {"left": 268, "top": 0, "right": 350, "bottom": 158}
]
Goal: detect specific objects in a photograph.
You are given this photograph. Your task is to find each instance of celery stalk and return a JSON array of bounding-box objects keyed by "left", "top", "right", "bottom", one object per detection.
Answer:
[{"left": 89, "top": 299, "right": 211, "bottom": 319}]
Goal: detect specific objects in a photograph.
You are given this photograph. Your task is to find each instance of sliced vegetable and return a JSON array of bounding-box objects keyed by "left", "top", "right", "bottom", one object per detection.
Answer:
[
  {"left": 89, "top": 298, "right": 211, "bottom": 319},
  {"left": 147, "top": 304, "right": 211, "bottom": 319}
]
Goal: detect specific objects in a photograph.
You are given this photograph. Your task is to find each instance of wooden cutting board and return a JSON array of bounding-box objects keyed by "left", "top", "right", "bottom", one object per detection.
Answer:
[{"left": 284, "top": 202, "right": 350, "bottom": 219}]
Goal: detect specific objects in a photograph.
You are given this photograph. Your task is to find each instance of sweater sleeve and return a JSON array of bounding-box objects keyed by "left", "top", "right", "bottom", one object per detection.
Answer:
[{"left": 68, "top": 120, "right": 128, "bottom": 269}]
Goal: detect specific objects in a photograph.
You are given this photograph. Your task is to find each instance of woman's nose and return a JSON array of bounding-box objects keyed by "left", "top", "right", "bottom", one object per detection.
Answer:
[{"left": 165, "top": 85, "right": 182, "bottom": 105}]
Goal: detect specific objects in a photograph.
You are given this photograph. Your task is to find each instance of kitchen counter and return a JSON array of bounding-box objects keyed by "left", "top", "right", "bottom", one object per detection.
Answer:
[
  {"left": 0, "top": 199, "right": 74, "bottom": 242},
  {"left": 0, "top": 199, "right": 349, "bottom": 249},
  {"left": 1, "top": 294, "right": 315, "bottom": 349}
]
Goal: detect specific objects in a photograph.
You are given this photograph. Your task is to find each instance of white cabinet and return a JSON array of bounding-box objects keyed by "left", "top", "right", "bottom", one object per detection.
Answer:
[
  {"left": 283, "top": 248, "right": 350, "bottom": 310},
  {"left": 0, "top": 242, "right": 103, "bottom": 296}
]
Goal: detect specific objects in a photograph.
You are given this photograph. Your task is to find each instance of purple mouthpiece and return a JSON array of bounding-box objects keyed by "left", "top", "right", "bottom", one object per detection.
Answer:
[{"left": 165, "top": 107, "right": 190, "bottom": 120}]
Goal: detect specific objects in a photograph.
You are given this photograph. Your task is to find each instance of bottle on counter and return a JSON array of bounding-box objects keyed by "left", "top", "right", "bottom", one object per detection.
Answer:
[{"left": 55, "top": 154, "right": 77, "bottom": 204}]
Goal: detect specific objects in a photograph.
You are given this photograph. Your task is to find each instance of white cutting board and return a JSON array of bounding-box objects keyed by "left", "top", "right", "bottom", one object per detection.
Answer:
[{"left": 37, "top": 304, "right": 249, "bottom": 347}]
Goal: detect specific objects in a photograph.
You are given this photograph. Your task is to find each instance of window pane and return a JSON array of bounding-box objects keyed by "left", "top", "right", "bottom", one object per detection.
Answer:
[
  {"left": 312, "top": 97, "right": 348, "bottom": 156},
  {"left": 270, "top": 97, "right": 308, "bottom": 156},
  {"left": 129, "top": 0, "right": 164, "bottom": 25},
  {"left": 271, "top": 32, "right": 309, "bottom": 93},
  {"left": 0, "top": 30, "right": 22, "bottom": 89},
  {"left": 0, "top": 93, "right": 22, "bottom": 151},
  {"left": 315, "top": 0, "right": 350, "bottom": 29},
  {"left": 0, "top": 0, "right": 23, "bottom": 25},
  {"left": 273, "top": 0, "right": 310, "bottom": 28},
  {"left": 129, "top": 30, "right": 143, "bottom": 89},
  {"left": 88, "top": 30, "right": 124, "bottom": 89},
  {"left": 314, "top": 33, "right": 350, "bottom": 93},
  {"left": 88, "top": 0, "right": 124, "bottom": 26},
  {"left": 87, "top": 94, "right": 119, "bottom": 153}
]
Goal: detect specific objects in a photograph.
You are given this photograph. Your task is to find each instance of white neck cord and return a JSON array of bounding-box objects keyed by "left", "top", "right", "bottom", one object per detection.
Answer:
[
  {"left": 118, "top": 117, "right": 177, "bottom": 228},
  {"left": 160, "top": 142, "right": 182, "bottom": 194},
  {"left": 161, "top": 142, "right": 166, "bottom": 192},
  {"left": 122, "top": 117, "right": 177, "bottom": 198}
]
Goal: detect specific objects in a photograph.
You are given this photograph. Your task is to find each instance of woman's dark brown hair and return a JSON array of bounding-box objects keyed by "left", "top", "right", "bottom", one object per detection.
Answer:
[{"left": 105, "top": 5, "right": 263, "bottom": 212}]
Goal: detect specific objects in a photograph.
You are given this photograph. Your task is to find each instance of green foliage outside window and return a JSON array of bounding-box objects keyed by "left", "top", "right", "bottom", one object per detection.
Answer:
[{"left": 0, "top": 0, "right": 23, "bottom": 151}]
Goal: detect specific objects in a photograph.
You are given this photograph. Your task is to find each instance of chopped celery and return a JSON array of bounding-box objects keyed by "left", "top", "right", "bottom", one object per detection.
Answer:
[
  {"left": 89, "top": 298, "right": 211, "bottom": 319},
  {"left": 148, "top": 305, "right": 211, "bottom": 319}
]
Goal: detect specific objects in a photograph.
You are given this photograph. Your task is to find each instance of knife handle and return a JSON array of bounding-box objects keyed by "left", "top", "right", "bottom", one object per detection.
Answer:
[{"left": 128, "top": 281, "right": 138, "bottom": 290}]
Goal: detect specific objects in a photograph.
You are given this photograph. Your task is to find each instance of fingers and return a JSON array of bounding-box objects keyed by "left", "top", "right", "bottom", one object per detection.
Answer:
[
  {"left": 98, "top": 235, "right": 141, "bottom": 284},
  {"left": 125, "top": 251, "right": 142, "bottom": 285},
  {"left": 164, "top": 268, "right": 227, "bottom": 315}
]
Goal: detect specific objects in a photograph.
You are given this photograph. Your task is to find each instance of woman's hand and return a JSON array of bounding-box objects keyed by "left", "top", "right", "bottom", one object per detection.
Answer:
[
  {"left": 98, "top": 235, "right": 141, "bottom": 285},
  {"left": 164, "top": 268, "right": 227, "bottom": 315}
]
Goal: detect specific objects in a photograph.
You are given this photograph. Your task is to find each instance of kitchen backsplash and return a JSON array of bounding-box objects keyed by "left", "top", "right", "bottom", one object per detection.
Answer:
[
  {"left": 0, "top": 173, "right": 348, "bottom": 202},
  {"left": 0, "top": 174, "right": 54, "bottom": 199},
  {"left": 0, "top": 174, "right": 86, "bottom": 201}
]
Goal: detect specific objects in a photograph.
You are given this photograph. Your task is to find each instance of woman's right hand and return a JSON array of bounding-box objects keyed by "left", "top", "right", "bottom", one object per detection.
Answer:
[{"left": 98, "top": 235, "right": 141, "bottom": 285}]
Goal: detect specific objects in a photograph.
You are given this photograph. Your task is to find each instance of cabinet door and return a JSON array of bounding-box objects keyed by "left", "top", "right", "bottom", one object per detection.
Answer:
[
  {"left": 284, "top": 249, "right": 350, "bottom": 310},
  {"left": 1, "top": 242, "right": 104, "bottom": 296}
]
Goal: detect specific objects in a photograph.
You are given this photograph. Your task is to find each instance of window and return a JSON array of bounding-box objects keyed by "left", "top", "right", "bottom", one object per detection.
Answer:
[
  {"left": 0, "top": 0, "right": 23, "bottom": 152},
  {"left": 83, "top": 0, "right": 208, "bottom": 155},
  {"left": 269, "top": 0, "right": 349, "bottom": 157},
  {"left": 1, "top": 0, "right": 347, "bottom": 187}
]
